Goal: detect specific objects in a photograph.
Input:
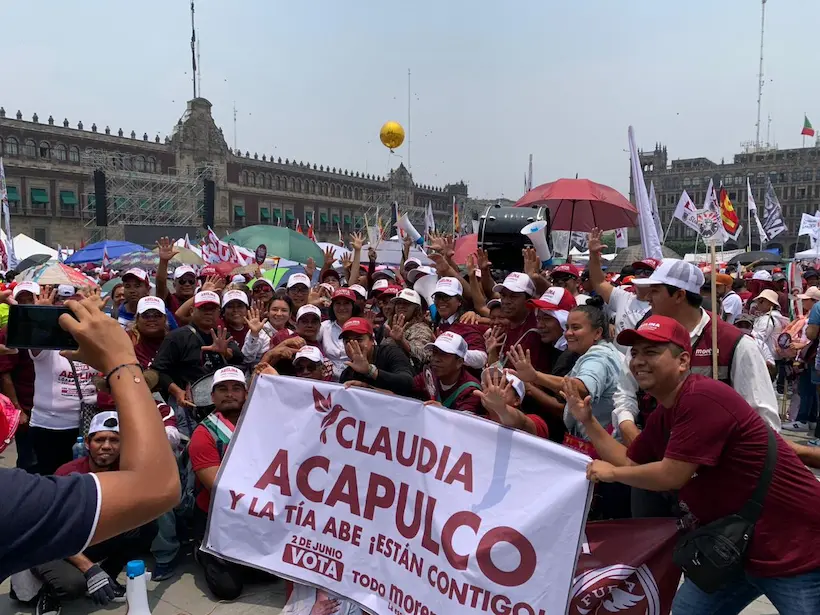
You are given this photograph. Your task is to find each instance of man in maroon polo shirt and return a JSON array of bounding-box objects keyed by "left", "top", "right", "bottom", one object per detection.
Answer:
[
  {"left": 414, "top": 331, "right": 483, "bottom": 414},
  {"left": 566, "top": 315, "right": 820, "bottom": 615},
  {"left": 492, "top": 272, "right": 542, "bottom": 367}
]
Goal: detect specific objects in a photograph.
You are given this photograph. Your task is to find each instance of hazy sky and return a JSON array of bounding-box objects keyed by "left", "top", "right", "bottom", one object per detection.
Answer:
[{"left": 5, "top": 1, "right": 819, "bottom": 199}]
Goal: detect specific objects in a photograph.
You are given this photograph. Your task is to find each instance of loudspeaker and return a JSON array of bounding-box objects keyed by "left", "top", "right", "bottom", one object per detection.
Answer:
[
  {"left": 477, "top": 205, "right": 550, "bottom": 271},
  {"left": 413, "top": 273, "right": 439, "bottom": 310},
  {"left": 203, "top": 179, "right": 215, "bottom": 229},
  {"left": 520, "top": 220, "right": 552, "bottom": 262},
  {"left": 397, "top": 213, "right": 423, "bottom": 245},
  {"left": 93, "top": 170, "right": 108, "bottom": 227}
]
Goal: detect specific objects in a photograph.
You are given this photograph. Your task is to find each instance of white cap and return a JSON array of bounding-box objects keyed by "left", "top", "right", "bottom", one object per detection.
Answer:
[
  {"left": 296, "top": 304, "right": 322, "bottom": 321},
  {"left": 222, "top": 289, "right": 249, "bottom": 307},
  {"left": 393, "top": 288, "right": 422, "bottom": 306},
  {"left": 137, "top": 296, "right": 166, "bottom": 315},
  {"left": 350, "top": 284, "right": 367, "bottom": 299},
  {"left": 123, "top": 268, "right": 149, "bottom": 283},
  {"left": 57, "top": 284, "right": 75, "bottom": 298},
  {"left": 211, "top": 366, "right": 246, "bottom": 390},
  {"left": 754, "top": 289, "right": 780, "bottom": 306},
  {"left": 293, "top": 345, "right": 324, "bottom": 364},
  {"left": 433, "top": 276, "right": 463, "bottom": 297},
  {"left": 174, "top": 265, "right": 196, "bottom": 280},
  {"left": 752, "top": 270, "right": 772, "bottom": 281},
  {"left": 404, "top": 257, "right": 422, "bottom": 268},
  {"left": 194, "top": 290, "right": 221, "bottom": 307},
  {"left": 371, "top": 279, "right": 390, "bottom": 293},
  {"left": 12, "top": 281, "right": 40, "bottom": 299},
  {"left": 89, "top": 411, "right": 119, "bottom": 435},
  {"left": 230, "top": 274, "right": 246, "bottom": 285},
  {"left": 505, "top": 372, "right": 525, "bottom": 400},
  {"left": 425, "top": 331, "right": 468, "bottom": 358},
  {"left": 493, "top": 272, "right": 536, "bottom": 297},
  {"left": 251, "top": 277, "right": 274, "bottom": 291},
  {"left": 287, "top": 273, "right": 311, "bottom": 289},
  {"left": 632, "top": 259, "right": 704, "bottom": 295},
  {"left": 407, "top": 265, "right": 436, "bottom": 283}
]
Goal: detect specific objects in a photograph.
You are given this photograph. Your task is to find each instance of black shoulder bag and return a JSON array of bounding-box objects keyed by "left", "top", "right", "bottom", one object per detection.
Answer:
[{"left": 672, "top": 427, "right": 776, "bottom": 594}]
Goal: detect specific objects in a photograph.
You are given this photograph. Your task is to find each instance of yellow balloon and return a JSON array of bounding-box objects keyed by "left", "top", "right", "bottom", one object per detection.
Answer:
[{"left": 380, "top": 121, "right": 405, "bottom": 150}]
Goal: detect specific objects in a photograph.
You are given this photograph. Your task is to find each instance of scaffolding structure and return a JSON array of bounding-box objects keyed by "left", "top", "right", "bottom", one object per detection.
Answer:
[{"left": 81, "top": 149, "right": 218, "bottom": 229}]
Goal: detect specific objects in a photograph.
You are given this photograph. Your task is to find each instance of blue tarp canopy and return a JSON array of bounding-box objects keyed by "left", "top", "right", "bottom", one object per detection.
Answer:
[{"left": 65, "top": 240, "right": 148, "bottom": 265}]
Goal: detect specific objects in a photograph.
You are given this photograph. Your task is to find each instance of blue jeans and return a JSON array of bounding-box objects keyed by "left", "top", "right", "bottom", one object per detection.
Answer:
[
  {"left": 150, "top": 510, "right": 180, "bottom": 565},
  {"left": 673, "top": 569, "right": 820, "bottom": 615},
  {"left": 796, "top": 369, "right": 818, "bottom": 423}
]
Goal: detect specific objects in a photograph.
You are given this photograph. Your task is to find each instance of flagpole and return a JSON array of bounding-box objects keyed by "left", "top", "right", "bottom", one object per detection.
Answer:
[
  {"left": 662, "top": 217, "right": 675, "bottom": 243},
  {"left": 710, "top": 240, "right": 719, "bottom": 379}
]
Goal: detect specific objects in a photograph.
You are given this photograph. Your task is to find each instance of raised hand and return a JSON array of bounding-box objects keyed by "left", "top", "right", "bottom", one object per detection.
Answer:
[
  {"left": 389, "top": 313, "right": 407, "bottom": 343},
  {"left": 344, "top": 339, "right": 371, "bottom": 375},
  {"left": 428, "top": 232, "right": 445, "bottom": 254},
  {"left": 304, "top": 257, "right": 317, "bottom": 280},
  {"left": 476, "top": 247, "right": 492, "bottom": 270},
  {"left": 507, "top": 344, "right": 538, "bottom": 383},
  {"left": 466, "top": 253, "right": 477, "bottom": 273},
  {"left": 563, "top": 377, "right": 593, "bottom": 424},
  {"left": 484, "top": 326, "right": 505, "bottom": 355},
  {"left": 322, "top": 247, "right": 336, "bottom": 268},
  {"left": 204, "top": 326, "right": 234, "bottom": 358},
  {"left": 442, "top": 234, "right": 456, "bottom": 259},
  {"left": 429, "top": 253, "right": 449, "bottom": 277},
  {"left": 459, "top": 311, "right": 481, "bottom": 325},
  {"left": 156, "top": 236, "right": 179, "bottom": 262},
  {"left": 588, "top": 227, "right": 604, "bottom": 256},
  {"left": 350, "top": 232, "right": 364, "bottom": 251},
  {"left": 254, "top": 362, "right": 278, "bottom": 377},
  {"left": 474, "top": 368, "right": 513, "bottom": 424},
  {"left": 367, "top": 246, "right": 377, "bottom": 263},
  {"left": 340, "top": 253, "right": 353, "bottom": 272},
  {"left": 522, "top": 247, "right": 539, "bottom": 276},
  {"left": 244, "top": 306, "right": 268, "bottom": 336},
  {"left": 201, "top": 275, "right": 221, "bottom": 292},
  {"left": 36, "top": 286, "right": 57, "bottom": 305}
]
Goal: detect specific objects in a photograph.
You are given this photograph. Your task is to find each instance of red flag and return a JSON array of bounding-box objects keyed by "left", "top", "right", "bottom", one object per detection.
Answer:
[
  {"left": 80, "top": 237, "right": 86, "bottom": 249},
  {"left": 452, "top": 196, "right": 459, "bottom": 237},
  {"left": 569, "top": 519, "right": 681, "bottom": 615},
  {"left": 296, "top": 219, "right": 303, "bottom": 235},
  {"left": 101, "top": 247, "right": 110, "bottom": 273},
  {"left": 307, "top": 220, "right": 316, "bottom": 241}
]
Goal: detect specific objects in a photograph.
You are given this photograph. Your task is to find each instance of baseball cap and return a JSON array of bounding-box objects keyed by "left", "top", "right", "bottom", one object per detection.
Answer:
[
  {"left": 287, "top": 273, "right": 311, "bottom": 289},
  {"left": 372, "top": 268, "right": 396, "bottom": 281},
  {"left": 321, "top": 268, "right": 341, "bottom": 280},
  {"left": 754, "top": 289, "right": 780, "bottom": 306},
  {"left": 122, "top": 268, "right": 149, "bottom": 284},
  {"left": 137, "top": 296, "right": 167, "bottom": 315},
  {"left": 292, "top": 346, "right": 324, "bottom": 365},
  {"left": 404, "top": 257, "right": 422, "bottom": 269},
  {"left": 425, "top": 331, "right": 468, "bottom": 358},
  {"left": 331, "top": 287, "right": 357, "bottom": 302},
  {"left": 341, "top": 317, "right": 374, "bottom": 337},
  {"left": 222, "top": 289, "right": 249, "bottom": 307},
  {"left": 371, "top": 279, "right": 390, "bottom": 294},
  {"left": 88, "top": 411, "right": 120, "bottom": 435},
  {"left": 529, "top": 287, "right": 576, "bottom": 312},
  {"left": 551, "top": 264, "right": 581, "bottom": 279},
  {"left": 393, "top": 288, "right": 422, "bottom": 306},
  {"left": 616, "top": 315, "right": 692, "bottom": 353},
  {"left": 505, "top": 373, "right": 525, "bottom": 400},
  {"left": 211, "top": 366, "right": 247, "bottom": 390},
  {"left": 433, "top": 277, "right": 463, "bottom": 297},
  {"left": 57, "top": 284, "right": 76, "bottom": 298},
  {"left": 803, "top": 269, "right": 819, "bottom": 279},
  {"left": 230, "top": 274, "right": 247, "bottom": 285},
  {"left": 407, "top": 265, "right": 436, "bottom": 283},
  {"left": 486, "top": 298, "right": 501, "bottom": 309},
  {"left": 381, "top": 284, "right": 402, "bottom": 297},
  {"left": 493, "top": 272, "right": 536, "bottom": 297},
  {"left": 797, "top": 286, "right": 820, "bottom": 301},
  {"left": 349, "top": 284, "right": 367, "bottom": 299},
  {"left": 12, "top": 281, "right": 39, "bottom": 299},
  {"left": 631, "top": 259, "right": 704, "bottom": 295},
  {"left": 194, "top": 290, "right": 221, "bottom": 307},
  {"left": 199, "top": 265, "right": 218, "bottom": 278},
  {"left": 250, "top": 277, "right": 274, "bottom": 291},
  {"left": 631, "top": 258, "right": 661, "bottom": 272},
  {"left": 735, "top": 314, "right": 755, "bottom": 327},
  {"left": 772, "top": 272, "right": 786, "bottom": 282},
  {"left": 174, "top": 265, "right": 196, "bottom": 280},
  {"left": 296, "top": 304, "right": 321, "bottom": 321},
  {"left": 714, "top": 273, "right": 733, "bottom": 287},
  {"left": 752, "top": 270, "right": 772, "bottom": 281}
]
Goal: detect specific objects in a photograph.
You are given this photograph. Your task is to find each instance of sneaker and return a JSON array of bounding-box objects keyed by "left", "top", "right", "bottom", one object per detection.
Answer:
[
  {"left": 35, "top": 589, "right": 61, "bottom": 615},
  {"left": 152, "top": 559, "right": 177, "bottom": 582},
  {"left": 782, "top": 421, "right": 809, "bottom": 432},
  {"left": 806, "top": 439, "right": 820, "bottom": 447},
  {"left": 110, "top": 579, "right": 127, "bottom": 603}
]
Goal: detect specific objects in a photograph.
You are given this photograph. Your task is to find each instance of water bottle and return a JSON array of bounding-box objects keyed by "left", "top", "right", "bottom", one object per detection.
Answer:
[
  {"left": 125, "top": 560, "right": 152, "bottom": 615},
  {"left": 71, "top": 436, "right": 85, "bottom": 460}
]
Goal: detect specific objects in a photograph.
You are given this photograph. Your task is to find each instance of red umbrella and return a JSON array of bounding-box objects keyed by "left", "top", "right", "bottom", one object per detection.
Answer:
[
  {"left": 515, "top": 178, "right": 637, "bottom": 232},
  {"left": 452, "top": 234, "right": 477, "bottom": 266}
]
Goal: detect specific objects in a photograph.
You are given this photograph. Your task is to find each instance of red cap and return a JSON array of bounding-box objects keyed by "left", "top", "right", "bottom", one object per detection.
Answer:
[
  {"left": 616, "top": 315, "right": 691, "bottom": 353},
  {"left": 200, "top": 265, "right": 217, "bottom": 277},
  {"left": 528, "top": 287, "right": 576, "bottom": 311},
  {"left": 332, "top": 287, "right": 357, "bottom": 302},
  {"left": 380, "top": 284, "right": 402, "bottom": 297},
  {"left": 551, "top": 264, "right": 580, "bottom": 278},
  {"left": 631, "top": 258, "right": 661, "bottom": 272},
  {"left": 341, "top": 317, "right": 374, "bottom": 337}
]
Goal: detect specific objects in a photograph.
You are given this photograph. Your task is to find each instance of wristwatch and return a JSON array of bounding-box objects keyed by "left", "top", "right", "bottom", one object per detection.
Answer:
[{"left": 367, "top": 364, "right": 377, "bottom": 379}]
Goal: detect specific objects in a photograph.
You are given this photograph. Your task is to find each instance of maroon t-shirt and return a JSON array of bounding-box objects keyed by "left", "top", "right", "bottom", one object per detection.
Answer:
[
  {"left": 628, "top": 374, "right": 820, "bottom": 577},
  {"left": 0, "top": 327, "right": 35, "bottom": 410},
  {"left": 133, "top": 336, "right": 164, "bottom": 369},
  {"left": 55, "top": 457, "right": 92, "bottom": 476},
  {"left": 227, "top": 325, "right": 250, "bottom": 350},
  {"left": 436, "top": 321, "right": 486, "bottom": 352},
  {"left": 502, "top": 312, "right": 548, "bottom": 371},
  {"left": 413, "top": 368, "right": 483, "bottom": 414},
  {"left": 165, "top": 293, "right": 184, "bottom": 314}
]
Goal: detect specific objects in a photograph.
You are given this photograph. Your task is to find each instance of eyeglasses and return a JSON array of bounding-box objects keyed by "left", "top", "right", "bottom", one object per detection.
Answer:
[
  {"left": 253, "top": 285, "right": 273, "bottom": 293},
  {"left": 177, "top": 278, "right": 196, "bottom": 285},
  {"left": 632, "top": 269, "right": 652, "bottom": 278}
]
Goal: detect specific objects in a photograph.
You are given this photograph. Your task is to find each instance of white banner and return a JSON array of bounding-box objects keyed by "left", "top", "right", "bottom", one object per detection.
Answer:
[
  {"left": 697, "top": 180, "right": 724, "bottom": 245},
  {"left": 762, "top": 179, "right": 787, "bottom": 240},
  {"left": 204, "top": 377, "right": 592, "bottom": 615},
  {"left": 798, "top": 212, "right": 820, "bottom": 239},
  {"left": 614, "top": 227, "right": 628, "bottom": 249},
  {"left": 648, "top": 182, "right": 663, "bottom": 243},
  {"left": 628, "top": 127, "right": 663, "bottom": 260},
  {"left": 201, "top": 228, "right": 255, "bottom": 265},
  {"left": 672, "top": 190, "right": 700, "bottom": 233}
]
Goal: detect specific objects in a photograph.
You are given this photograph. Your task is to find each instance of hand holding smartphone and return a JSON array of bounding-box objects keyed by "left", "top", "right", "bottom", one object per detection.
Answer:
[{"left": 7, "top": 305, "right": 80, "bottom": 350}]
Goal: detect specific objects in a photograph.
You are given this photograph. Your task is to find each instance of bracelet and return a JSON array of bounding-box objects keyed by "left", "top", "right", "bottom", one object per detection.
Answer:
[{"left": 104, "top": 363, "right": 143, "bottom": 389}]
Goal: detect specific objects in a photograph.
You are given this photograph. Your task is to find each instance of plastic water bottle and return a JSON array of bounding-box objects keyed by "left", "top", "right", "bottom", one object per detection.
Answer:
[
  {"left": 71, "top": 436, "right": 85, "bottom": 460},
  {"left": 125, "top": 560, "right": 152, "bottom": 615}
]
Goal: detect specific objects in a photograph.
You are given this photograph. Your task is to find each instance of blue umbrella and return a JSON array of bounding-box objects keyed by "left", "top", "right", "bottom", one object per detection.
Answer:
[{"left": 65, "top": 240, "right": 148, "bottom": 265}]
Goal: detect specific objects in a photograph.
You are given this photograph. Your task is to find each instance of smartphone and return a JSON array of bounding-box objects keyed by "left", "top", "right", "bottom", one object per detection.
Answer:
[{"left": 6, "top": 305, "right": 79, "bottom": 350}]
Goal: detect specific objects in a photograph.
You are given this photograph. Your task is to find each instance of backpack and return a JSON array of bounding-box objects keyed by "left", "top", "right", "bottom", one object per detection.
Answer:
[{"left": 176, "top": 413, "right": 232, "bottom": 519}]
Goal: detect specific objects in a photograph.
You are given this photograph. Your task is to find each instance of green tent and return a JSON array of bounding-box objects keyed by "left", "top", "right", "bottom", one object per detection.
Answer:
[{"left": 222, "top": 225, "right": 322, "bottom": 264}]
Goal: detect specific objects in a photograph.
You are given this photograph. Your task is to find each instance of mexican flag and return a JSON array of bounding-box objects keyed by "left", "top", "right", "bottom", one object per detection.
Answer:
[{"left": 802, "top": 115, "right": 815, "bottom": 137}]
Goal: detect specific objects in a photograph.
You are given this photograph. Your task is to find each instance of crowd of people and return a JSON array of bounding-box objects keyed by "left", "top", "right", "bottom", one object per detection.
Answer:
[{"left": 3, "top": 229, "right": 820, "bottom": 615}]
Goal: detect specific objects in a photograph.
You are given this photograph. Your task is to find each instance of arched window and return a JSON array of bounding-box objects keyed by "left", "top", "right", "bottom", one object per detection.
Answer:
[
  {"left": 256, "top": 173, "right": 263, "bottom": 188},
  {"left": 4, "top": 137, "right": 17, "bottom": 156},
  {"left": 39, "top": 141, "right": 51, "bottom": 159},
  {"left": 54, "top": 144, "right": 67, "bottom": 161},
  {"left": 295, "top": 179, "right": 302, "bottom": 192},
  {"left": 241, "top": 170, "right": 248, "bottom": 185},
  {"left": 23, "top": 139, "right": 36, "bottom": 157},
  {"left": 134, "top": 155, "right": 145, "bottom": 172},
  {"left": 69, "top": 145, "right": 80, "bottom": 162},
  {"left": 310, "top": 181, "right": 316, "bottom": 194},
  {"left": 266, "top": 174, "right": 272, "bottom": 188},
  {"left": 277, "top": 176, "right": 284, "bottom": 190},
  {"left": 287, "top": 178, "right": 294, "bottom": 191},
  {"left": 146, "top": 157, "right": 156, "bottom": 173}
]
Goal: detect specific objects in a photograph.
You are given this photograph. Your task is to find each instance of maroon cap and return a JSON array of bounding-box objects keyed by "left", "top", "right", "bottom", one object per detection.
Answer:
[
  {"left": 341, "top": 317, "right": 374, "bottom": 336},
  {"left": 631, "top": 258, "right": 661, "bottom": 272},
  {"left": 616, "top": 315, "right": 691, "bottom": 353},
  {"left": 332, "top": 287, "right": 357, "bottom": 302},
  {"left": 552, "top": 263, "right": 581, "bottom": 278},
  {"left": 380, "top": 284, "right": 402, "bottom": 297},
  {"left": 528, "top": 287, "right": 577, "bottom": 312},
  {"left": 200, "top": 265, "right": 217, "bottom": 277}
]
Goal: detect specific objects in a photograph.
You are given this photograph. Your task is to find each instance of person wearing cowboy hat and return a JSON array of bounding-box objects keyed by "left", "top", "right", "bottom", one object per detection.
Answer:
[{"left": 752, "top": 289, "right": 789, "bottom": 390}]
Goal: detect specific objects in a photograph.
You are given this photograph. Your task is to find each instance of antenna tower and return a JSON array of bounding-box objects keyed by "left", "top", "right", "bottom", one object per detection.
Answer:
[
  {"left": 190, "top": 1, "right": 197, "bottom": 99},
  {"left": 755, "top": 0, "right": 767, "bottom": 148}
]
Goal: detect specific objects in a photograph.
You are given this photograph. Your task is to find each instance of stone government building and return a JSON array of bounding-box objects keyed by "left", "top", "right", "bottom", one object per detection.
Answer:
[
  {"left": 0, "top": 97, "right": 468, "bottom": 250},
  {"left": 632, "top": 141, "right": 820, "bottom": 257}
]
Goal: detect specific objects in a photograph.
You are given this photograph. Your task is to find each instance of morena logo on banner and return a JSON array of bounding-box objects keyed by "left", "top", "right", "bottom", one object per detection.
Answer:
[{"left": 569, "top": 564, "right": 661, "bottom": 615}]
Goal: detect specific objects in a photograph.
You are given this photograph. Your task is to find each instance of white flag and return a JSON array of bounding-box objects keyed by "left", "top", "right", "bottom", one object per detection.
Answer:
[
  {"left": 747, "top": 178, "right": 768, "bottom": 246},
  {"left": 0, "top": 158, "right": 17, "bottom": 269},
  {"left": 570, "top": 231, "right": 589, "bottom": 252},
  {"left": 615, "top": 227, "right": 628, "bottom": 249},
  {"left": 649, "top": 181, "right": 664, "bottom": 242},
  {"left": 628, "top": 127, "right": 663, "bottom": 260},
  {"left": 672, "top": 190, "right": 700, "bottom": 233},
  {"left": 551, "top": 231, "right": 570, "bottom": 258},
  {"left": 424, "top": 200, "right": 436, "bottom": 236},
  {"left": 798, "top": 212, "right": 820, "bottom": 239},
  {"left": 762, "top": 179, "right": 787, "bottom": 240},
  {"left": 696, "top": 180, "right": 724, "bottom": 245},
  {"left": 57, "top": 244, "right": 64, "bottom": 263}
]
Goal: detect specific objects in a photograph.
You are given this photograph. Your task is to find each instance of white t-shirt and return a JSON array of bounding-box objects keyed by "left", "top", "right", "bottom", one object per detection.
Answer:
[
  {"left": 29, "top": 351, "right": 98, "bottom": 430},
  {"left": 721, "top": 291, "right": 743, "bottom": 324},
  {"left": 607, "top": 286, "right": 650, "bottom": 354},
  {"left": 318, "top": 319, "right": 348, "bottom": 379}
]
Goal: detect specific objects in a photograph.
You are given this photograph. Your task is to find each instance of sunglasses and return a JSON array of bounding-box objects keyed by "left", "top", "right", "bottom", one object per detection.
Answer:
[{"left": 177, "top": 278, "right": 196, "bottom": 285}]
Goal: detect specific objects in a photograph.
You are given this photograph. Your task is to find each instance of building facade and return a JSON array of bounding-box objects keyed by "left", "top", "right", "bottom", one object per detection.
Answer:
[
  {"left": 0, "top": 98, "right": 466, "bottom": 249},
  {"left": 631, "top": 142, "right": 820, "bottom": 257}
]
